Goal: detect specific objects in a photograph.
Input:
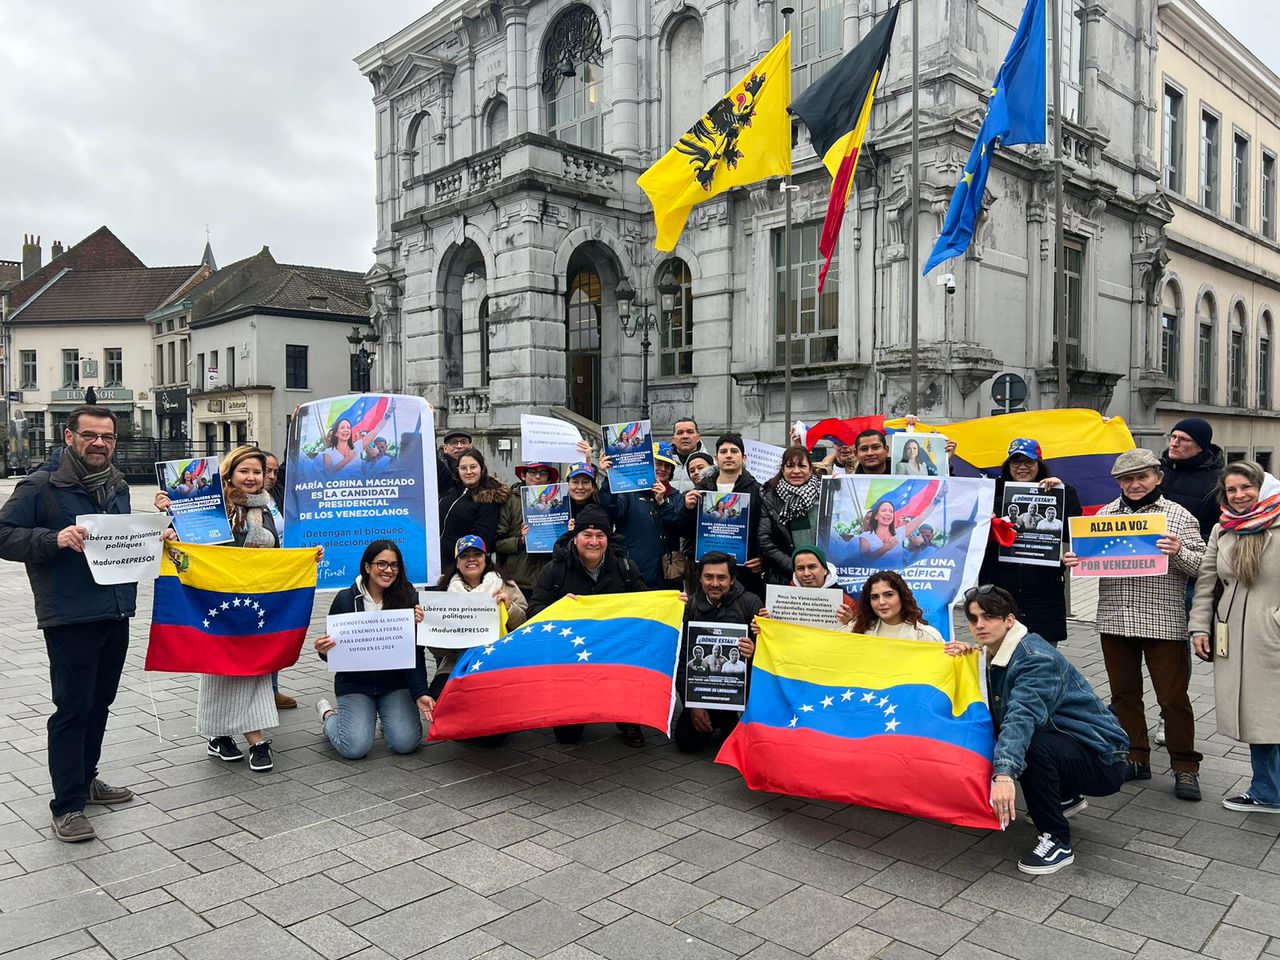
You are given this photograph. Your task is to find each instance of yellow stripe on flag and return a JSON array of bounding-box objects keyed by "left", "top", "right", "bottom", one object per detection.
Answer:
[
  {"left": 753, "top": 618, "right": 985, "bottom": 717},
  {"left": 526, "top": 591, "right": 685, "bottom": 630},
  {"left": 159, "top": 542, "right": 319, "bottom": 594},
  {"left": 819, "top": 69, "right": 882, "bottom": 193},
  {"left": 885, "top": 409, "right": 1135, "bottom": 463}
]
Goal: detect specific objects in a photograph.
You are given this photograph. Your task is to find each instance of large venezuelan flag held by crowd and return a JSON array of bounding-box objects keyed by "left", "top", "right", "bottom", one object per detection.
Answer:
[
  {"left": 429, "top": 592, "right": 684, "bottom": 741},
  {"left": 717, "top": 618, "right": 1001, "bottom": 830},
  {"left": 146, "top": 543, "right": 318, "bottom": 676}
]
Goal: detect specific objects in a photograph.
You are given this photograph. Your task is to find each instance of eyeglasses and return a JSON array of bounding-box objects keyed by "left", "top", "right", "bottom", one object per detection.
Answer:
[
  {"left": 371, "top": 560, "right": 400, "bottom": 571},
  {"left": 1167, "top": 433, "right": 1193, "bottom": 443},
  {"left": 75, "top": 431, "right": 117, "bottom": 444}
]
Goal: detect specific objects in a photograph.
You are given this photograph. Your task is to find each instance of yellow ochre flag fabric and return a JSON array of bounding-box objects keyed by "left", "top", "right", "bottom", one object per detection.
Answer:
[{"left": 638, "top": 35, "right": 792, "bottom": 251}]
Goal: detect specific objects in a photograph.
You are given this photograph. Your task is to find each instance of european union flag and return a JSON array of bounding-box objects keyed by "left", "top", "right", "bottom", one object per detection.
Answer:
[{"left": 924, "top": 0, "right": 1047, "bottom": 274}]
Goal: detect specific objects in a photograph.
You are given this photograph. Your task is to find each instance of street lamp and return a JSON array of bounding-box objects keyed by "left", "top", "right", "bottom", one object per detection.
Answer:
[
  {"left": 347, "top": 324, "right": 381, "bottom": 390},
  {"left": 616, "top": 273, "right": 680, "bottom": 421}
]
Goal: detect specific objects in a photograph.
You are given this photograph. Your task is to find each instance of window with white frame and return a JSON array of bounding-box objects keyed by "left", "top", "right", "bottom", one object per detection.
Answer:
[
  {"left": 1263, "top": 151, "right": 1276, "bottom": 239},
  {"left": 1059, "top": 0, "right": 1086, "bottom": 124},
  {"left": 1163, "top": 85, "right": 1184, "bottom": 193},
  {"left": 1260, "top": 311, "right": 1273, "bottom": 409},
  {"left": 105, "top": 348, "right": 123, "bottom": 387},
  {"left": 774, "top": 224, "right": 838, "bottom": 366},
  {"left": 62, "top": 349, "right": 80, "bottom": 388},
  {"left": 1233, "top": 132, "right": 1250, "bottom": 227},
  {"left": 1160, "top": 281, "right": 1180, "bottom": 384},
  {"left": 785, "top": 0, "right": 844, "bottom": 96},
  {"left": 1229, "top": 303, "right": 1247, "bottom": 406},
  {"left": 1197, "top": 292, "right": 1216, "bottom": 404},
  {"left": 19, "top": 350, "right": 36, "bottom": 390},
  {"left": 1201, "top": 109, "right": 1220, "bottom": 211}
]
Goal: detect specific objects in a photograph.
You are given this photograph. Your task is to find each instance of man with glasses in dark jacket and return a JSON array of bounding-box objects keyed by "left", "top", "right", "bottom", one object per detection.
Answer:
[{"left": 0, "top": 407, "right": 138, "bottom": 842}]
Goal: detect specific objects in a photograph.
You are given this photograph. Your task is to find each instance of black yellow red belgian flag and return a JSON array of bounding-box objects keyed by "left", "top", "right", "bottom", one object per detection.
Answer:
[{"left": 790, "top": 4, "right": 900, "bottom": 291}]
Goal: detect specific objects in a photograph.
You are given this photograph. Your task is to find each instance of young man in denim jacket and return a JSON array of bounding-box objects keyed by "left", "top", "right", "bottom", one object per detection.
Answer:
[{"left": 952, "top": 586, "right": 1129, "bottom": 875}]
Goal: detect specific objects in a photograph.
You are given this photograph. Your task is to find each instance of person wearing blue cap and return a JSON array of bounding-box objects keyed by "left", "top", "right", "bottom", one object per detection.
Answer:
[{"left": 977, "top": 438, "right": 1082, "bottom": 646}]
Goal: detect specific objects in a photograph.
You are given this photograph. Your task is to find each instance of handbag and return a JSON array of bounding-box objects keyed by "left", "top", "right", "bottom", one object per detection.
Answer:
[{"left": 662, "top": 550, "right": 687, "bottom": 581}]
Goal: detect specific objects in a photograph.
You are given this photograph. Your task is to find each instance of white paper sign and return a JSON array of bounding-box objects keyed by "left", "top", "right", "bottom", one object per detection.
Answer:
[
  {"left": 77, "top": 513, "right": 174, "bottom": 585},
  {"left": 765, "top": 584, "right": 846, "bottom": 630},
  {"left": 521, "top": 414, "right": 583, "bottom": 465},
  {"left": 745, "top": 439, "right": 786, "bottom": 482},
  {"left": 325, "top": 610, "right": 417, "bottom": 672},
  {"left": 418, "top": 590, "right": 501, "bottom": 649}
]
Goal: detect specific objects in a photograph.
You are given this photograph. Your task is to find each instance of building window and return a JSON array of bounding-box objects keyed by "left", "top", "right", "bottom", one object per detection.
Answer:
[
  {"left": 225, "top": 347, "right": 235, "bottom": 388},
  {"left": 1261, "top": 312, "right": 1273, "bottom": 409},
  {"left": 1233, "top": 132, "right": 1250, "bottom": 227},
  {"left": 153, "top": 321, "right": 163, "bottom": 336},
  {"left": 1163, "top": 85, "right": 1184, "bottom": 193},
  {"left": 166, "top": 342, "right": 176, "bottom": 386},
  {"left": 1200, "top": 109, "right": 1220, "bottom": 211},
  {"left": 774, "top": 223, "right": 839, "bottom": 366},
  {"left": 1228, "top": 304, "right": 1246, "bottom": 406},
  {"left": 19, "top": 350, "right": 36, "bottom": 390},
  {"left": 1258, "top": 450, "right": 1273, "bottom": 473},
  {"left": 155, "top": 345, "right": 164, "bottom": 386},
  {"left": 542, "top": 6, "right": 604, "bottom": 150},
  {"left": 484, "top": 97, "right": 508, "bottom": 149},
  {"left": 1197, "top": 292, "right": 1216, "bottom": 404},
  {"left": 1160, "top": 281, "right": 1181, "bottom": 384},
  {"left": 1052, "top": 239, "right": 1085, "bottom": 367},
  {"left": 62, "top": 349, "right": 80, "bottom": 388},
  {"left": 105, "top": 348, "right": 123, "bottom": 387},
  {"left": 785, "top": 0, "right": 844, "bottom": 95},
  {"left": 180, "top": 339, "right": 189, "bottom": 383},
  {"left": 179, "top": 313, "right": 188, "bottom": 328},
  {"left": 1263, "top": 151, "right": 1277, "bottom": 240},
  {"left": 197, "top": 352, "right": 205, "bottom": 391},
  {"left": 349, "top": 354, "right": 371, "bottom": 393},
  {"left": 286, "top": 345, "right": 308, "bottom": 389},
  {"left": 660, "top": 259, "right": 694, "bottom": 378},
  {"left": 479, "top": 296, "right": 491, "bottom": 388},
  {"left": 28, "top": 413, "right": 45, "bottom": 453},
  {"left": 1059, "top": 0, "right": 1086, "bottom": 124}
]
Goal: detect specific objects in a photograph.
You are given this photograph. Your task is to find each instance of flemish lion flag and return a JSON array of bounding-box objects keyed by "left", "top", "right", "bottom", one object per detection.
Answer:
[
  {"left": 790, "top": 3, "right": 900, "bottom": 291},
  {"left": 146, "top": 543, "right": 318, "bottom": 676},
  {"left": 639, "top": 35, "right": 792, "bottom": 251}
]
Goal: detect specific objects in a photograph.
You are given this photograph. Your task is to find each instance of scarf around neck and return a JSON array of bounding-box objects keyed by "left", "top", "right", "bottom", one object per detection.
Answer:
[
  {"left": 774, "top": 475, "right": 820, "bottom": 523},
  {"left": 1220, "top": 473, "right": 1280, "bottom": 535},
  {"left": 1120, "top": 487, "right": 1162, "bottom": 512},
  {"left": 52, "top": 446, "right": 124, "bottom": 509},
  {"left": 227, "top": 490, "right": 277, "bottom": 548}
]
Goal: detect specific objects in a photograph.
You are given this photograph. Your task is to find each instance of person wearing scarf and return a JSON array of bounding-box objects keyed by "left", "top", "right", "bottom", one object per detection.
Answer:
[
  {"left": 757, "top": 445, "right": 822, "bottom": 585},
  {"left": 1064, "top": 447, "right": 1206, "bottom": 802},
  {"left": 1190, "top": 461, "right": 1280, "bottom": 813}
]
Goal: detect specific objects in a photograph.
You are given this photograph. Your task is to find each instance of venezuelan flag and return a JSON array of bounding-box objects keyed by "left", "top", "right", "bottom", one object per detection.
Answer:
[
  {"left": 327, "top": 394, "right": 391, "bottom": 437},
  {"left": 430, "top": 592, "right": 683, "bottom": 741},
  {"left": 717, "top": 619, "right": 1001, "bottom": 830},
  {"left": 146, "top": 543, "right": 318, "bottom": 676},
  {"left": 805, "top": 416, "right": 887, "bottom": 451}
]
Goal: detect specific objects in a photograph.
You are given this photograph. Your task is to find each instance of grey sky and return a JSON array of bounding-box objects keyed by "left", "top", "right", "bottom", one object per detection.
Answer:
[{"left": 0, "top": 1, "right": 1274, "bottom": 275}]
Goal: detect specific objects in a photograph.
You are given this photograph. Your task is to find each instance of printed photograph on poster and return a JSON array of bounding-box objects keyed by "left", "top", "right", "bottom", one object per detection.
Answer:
[
  {"left": 684, "top": 621, "right": 750, "bottom": 711},
  {"left": 156, "top": 456, "right": 232, "bottom": 545},
  {"left": 600, "top": 420, "right": 656, "bottom": 493},
  {"left": 889, "top": 432, "right": 949, "bottom": 477},
  {"left": 816, "top": 476, "right": 995, "bottom": 642},
  {"left": 522, "top": 482, "right": 571, "bottom": 554},
  {"left": 695, "top": 491, "right": 751, "bottom": 563},
  {"left": 1068, "top": 513, "right": 1169, "bottom": 578},
  {"left": 997, "top": 482, "right": 1066, "bottom": 567},
  {"left": 284, "top": 394, "right": 440, "bottom": 589},
  {"left": 325, "top": 609, "right": 417, "bottom": 672},
  {"left": 764, "top": 584, "right": 846, "bottom": 629}
]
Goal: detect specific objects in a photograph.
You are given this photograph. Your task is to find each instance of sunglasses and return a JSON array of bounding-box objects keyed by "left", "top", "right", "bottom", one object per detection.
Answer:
[{"left": 962, "top": 584, "right": 998, "bottom": 602}]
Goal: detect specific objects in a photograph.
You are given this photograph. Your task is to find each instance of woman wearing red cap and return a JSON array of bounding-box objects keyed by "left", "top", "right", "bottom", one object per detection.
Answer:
[{"left": 497, "top": 462, "right": 561, "bottom": 596}]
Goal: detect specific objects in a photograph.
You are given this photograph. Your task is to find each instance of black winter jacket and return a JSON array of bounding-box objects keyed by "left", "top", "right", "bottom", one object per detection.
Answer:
[
  {"left": 755, "top": 483, "right": 820, "bottom": 585},
  {"left": 528, "top": 545, "right": 645, "bottom": 617},
  {"left": 677, "top": 581, "right": 763, "bottom": 690},
  {"left": 323, "top": 584, "right": 430, "bottom": 700},
  {"left": 0, "top": 469, "right": 136, "bottom": 629},
  {"left": 440, "top": 483, "right": 509, "bottom": 565},
  {"left": 1159, "top": 444, "right": 1224, "bottom": 541}
]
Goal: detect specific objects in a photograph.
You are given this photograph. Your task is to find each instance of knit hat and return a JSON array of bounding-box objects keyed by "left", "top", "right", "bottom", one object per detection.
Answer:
[
  {"left": 1007, "top": 438, "right": 1042, "bottom": 461},
  {"left": 1171, "top": 417, "right": 1212, "bottom": 451},
  {"left": 686, "top": 450, "right": 714, "bottom": 470},
  {"left": 792, "top": 544, "right": 828, "bottom": 568},
  {"left": 574, "top": 506, "right": 611, "bottom": 534},
  {"left": 454, "top": 534, "right": 486, "bottom": 558},
  {"left": 1110, "top": 448, "right": 1162, "bottom": 477}
]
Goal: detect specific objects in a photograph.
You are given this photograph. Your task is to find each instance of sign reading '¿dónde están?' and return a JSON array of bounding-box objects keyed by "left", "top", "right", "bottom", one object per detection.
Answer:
[{"left": 1068, "top": 513, "right": 1167, "bottom": 578}]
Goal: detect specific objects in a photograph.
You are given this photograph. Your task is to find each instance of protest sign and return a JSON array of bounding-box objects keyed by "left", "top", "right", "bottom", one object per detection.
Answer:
[
  {"left": 998, "top": 482, "right": 1065, "bottom": 567},
  {"left": 285, "top": 394, "right": 440, "bottom": 589},
  {"left": 522, "top": 482, "right": 571, "bottom": 554},
  {"left": 684, "top": 621, "right": 750, "bottom": 711},
  {"left": 1069, "top": 513, "right": 1168, "bottom": 577},
  {"left": 696, "top": 491, "right": 752, "bottom": 563},
  {"left": 78, "top": 513, "right": 174, "bottom": 585},
  {"left": 156, "top": 456, "right": 232, "bottom": 545},
  {"left": 418, "top": 591, "right": 501, "bottom": 649},
  {"left": 890, "top": 432, "right": 949, "bottom": 477},
  {"left": 745, "top": 439, "right": 785, "bottom": 483},
  {"left": 816, "top": 476, "right": 994, "bottom": 642},
  {"left": 325, "top": 609, "right": 417, "bottom": 672},
  {"left": 765, "top": 585, "right": 845, "bottom": 629},
  {"left": 601, "top": 420, "right": 656, "bottom": 493},
  {"left": 520, "top": 414, "right": 583, "bottom": 464}
]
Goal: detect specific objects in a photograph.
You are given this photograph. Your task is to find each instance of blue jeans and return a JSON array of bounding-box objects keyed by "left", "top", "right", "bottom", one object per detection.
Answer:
[
  {"left": 1249, "top": 744, "right": 1280, "bottom": 805},
  {"left": 322, "top": 690, "right": 423, "bottom": 759}
]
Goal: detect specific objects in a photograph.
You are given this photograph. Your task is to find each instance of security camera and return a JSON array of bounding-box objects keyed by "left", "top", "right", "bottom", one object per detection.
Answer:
[{"left": 937, "top": 272, "right": 957, "bottom": 295}]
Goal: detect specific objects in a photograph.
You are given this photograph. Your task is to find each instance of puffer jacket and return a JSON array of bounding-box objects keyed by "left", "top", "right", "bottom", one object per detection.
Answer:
[
  {"left": 1160, "top": 444, "right": 1224, "bottom": 541},
  {"left": 440, "top": 482, "right": 509, "bottom": 565}
]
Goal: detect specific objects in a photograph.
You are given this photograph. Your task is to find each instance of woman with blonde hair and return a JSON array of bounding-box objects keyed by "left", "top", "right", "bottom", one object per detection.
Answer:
[{"left": 1190, "top": 460, "right": 1280, "bottom": 812}]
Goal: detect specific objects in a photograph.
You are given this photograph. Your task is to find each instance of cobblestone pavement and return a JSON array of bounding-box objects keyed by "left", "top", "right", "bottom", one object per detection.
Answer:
[{"left": 0, "top": 483, "right": 1277, "bottom": 960}]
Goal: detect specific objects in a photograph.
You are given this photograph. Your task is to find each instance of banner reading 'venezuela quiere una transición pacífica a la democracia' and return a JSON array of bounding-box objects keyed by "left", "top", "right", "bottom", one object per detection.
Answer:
[{"left": 284, "top": 394, "right": 440, "bottom": 589}]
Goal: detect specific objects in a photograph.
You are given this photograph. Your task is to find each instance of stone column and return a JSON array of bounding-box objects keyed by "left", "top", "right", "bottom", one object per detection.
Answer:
[
  {"left": 504, "top": 2, "right": 530, "bottom": 136},
  {"left": 608, "top": 0, "right": 642, "bottom": 160}
]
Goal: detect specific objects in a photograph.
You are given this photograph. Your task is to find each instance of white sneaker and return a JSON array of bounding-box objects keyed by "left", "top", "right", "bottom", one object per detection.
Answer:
[
  {"left": 1155, "top": 718, "right": 1166, "bottom": 746},
  {"left": 316, "top": 698, "right": 335, "bottom": 728}
]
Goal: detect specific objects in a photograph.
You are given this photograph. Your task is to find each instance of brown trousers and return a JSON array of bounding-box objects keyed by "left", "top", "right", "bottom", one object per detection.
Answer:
[{"left": 1100, "top": 634, "right": 1202, "bottom": 773}]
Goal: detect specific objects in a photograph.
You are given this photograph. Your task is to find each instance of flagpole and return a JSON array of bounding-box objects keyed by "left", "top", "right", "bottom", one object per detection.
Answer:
[
  {"left": 1051, "top": 0, "right": 1068, "bottom": 408},
  {"left": 908, "top": 0, "right": 920, "bottom": 413},
  {"left": 782, "top": 5, "right": 795, "bottom": 446}
]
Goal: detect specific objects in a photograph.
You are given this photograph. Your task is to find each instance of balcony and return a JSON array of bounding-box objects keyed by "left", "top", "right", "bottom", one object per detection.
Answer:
[{"left": 394, "top": 133, "right": 624, "bottom": 228}]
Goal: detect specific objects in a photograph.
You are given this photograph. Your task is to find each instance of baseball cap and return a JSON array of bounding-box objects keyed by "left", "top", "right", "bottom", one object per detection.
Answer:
[
  {"left": 1007, "top": 438, "right": 1042, "bottom": 461},
  {"left": 454, "top": 534, "right": 487, "bottom": 558},
  {"left": 566, "top": 462, "right": 597, "bottom": 481}
]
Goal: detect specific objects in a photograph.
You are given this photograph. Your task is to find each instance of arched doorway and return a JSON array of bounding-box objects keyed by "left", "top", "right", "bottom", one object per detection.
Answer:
[{"left": 566, "top": 266, "right": 602, "bottom": 421}]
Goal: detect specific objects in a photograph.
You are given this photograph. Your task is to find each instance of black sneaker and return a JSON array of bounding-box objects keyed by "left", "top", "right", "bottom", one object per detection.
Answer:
[
  {"left": 207, "top": 737, "right": 243, "bottom": 761},
  {"left": 248, "top": 740, "right": 273, "bottom": 772},
  {"left": 1223, "top": 793, "right": 1280, "bottom": 813},
  {"left": 88, "top": 779, "right": 134, "bottom": 804},
  {"left": 617, "top": 723, "right": 646, "bottom": 748},
  {"left": 1017, "top": 833, "right": 1074, "bottom": 875},
  {"left": 1174, "top": 771, "right": 1201, "bottom": 802},
  {"left": 51, "top": 811, "right": 96, "bottom": 843},
  {"left": 1124, "top": 761, "right": 1152, "bottom": 782},
  {"left": 1060, "top": 795, "right": 1088, "bottom": 818}
]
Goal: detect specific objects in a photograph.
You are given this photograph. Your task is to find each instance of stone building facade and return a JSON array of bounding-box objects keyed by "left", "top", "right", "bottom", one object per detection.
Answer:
[{"left": 357, "top": 0, "right": 1194, "bottom": 452}]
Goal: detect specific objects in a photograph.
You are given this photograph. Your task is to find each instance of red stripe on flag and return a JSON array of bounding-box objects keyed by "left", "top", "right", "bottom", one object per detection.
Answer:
[
  {"left": 716, "top": 722, "right": 1001, "bottom": 830},
  {"left": 428, "top": 663, "right": 675, "bottom": 741},
  {"left": 145, "top": 625, "right": 307, "bottom": 676},
  {"left": 817, "top": 145, "right": 859, "bottom": 292}
]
